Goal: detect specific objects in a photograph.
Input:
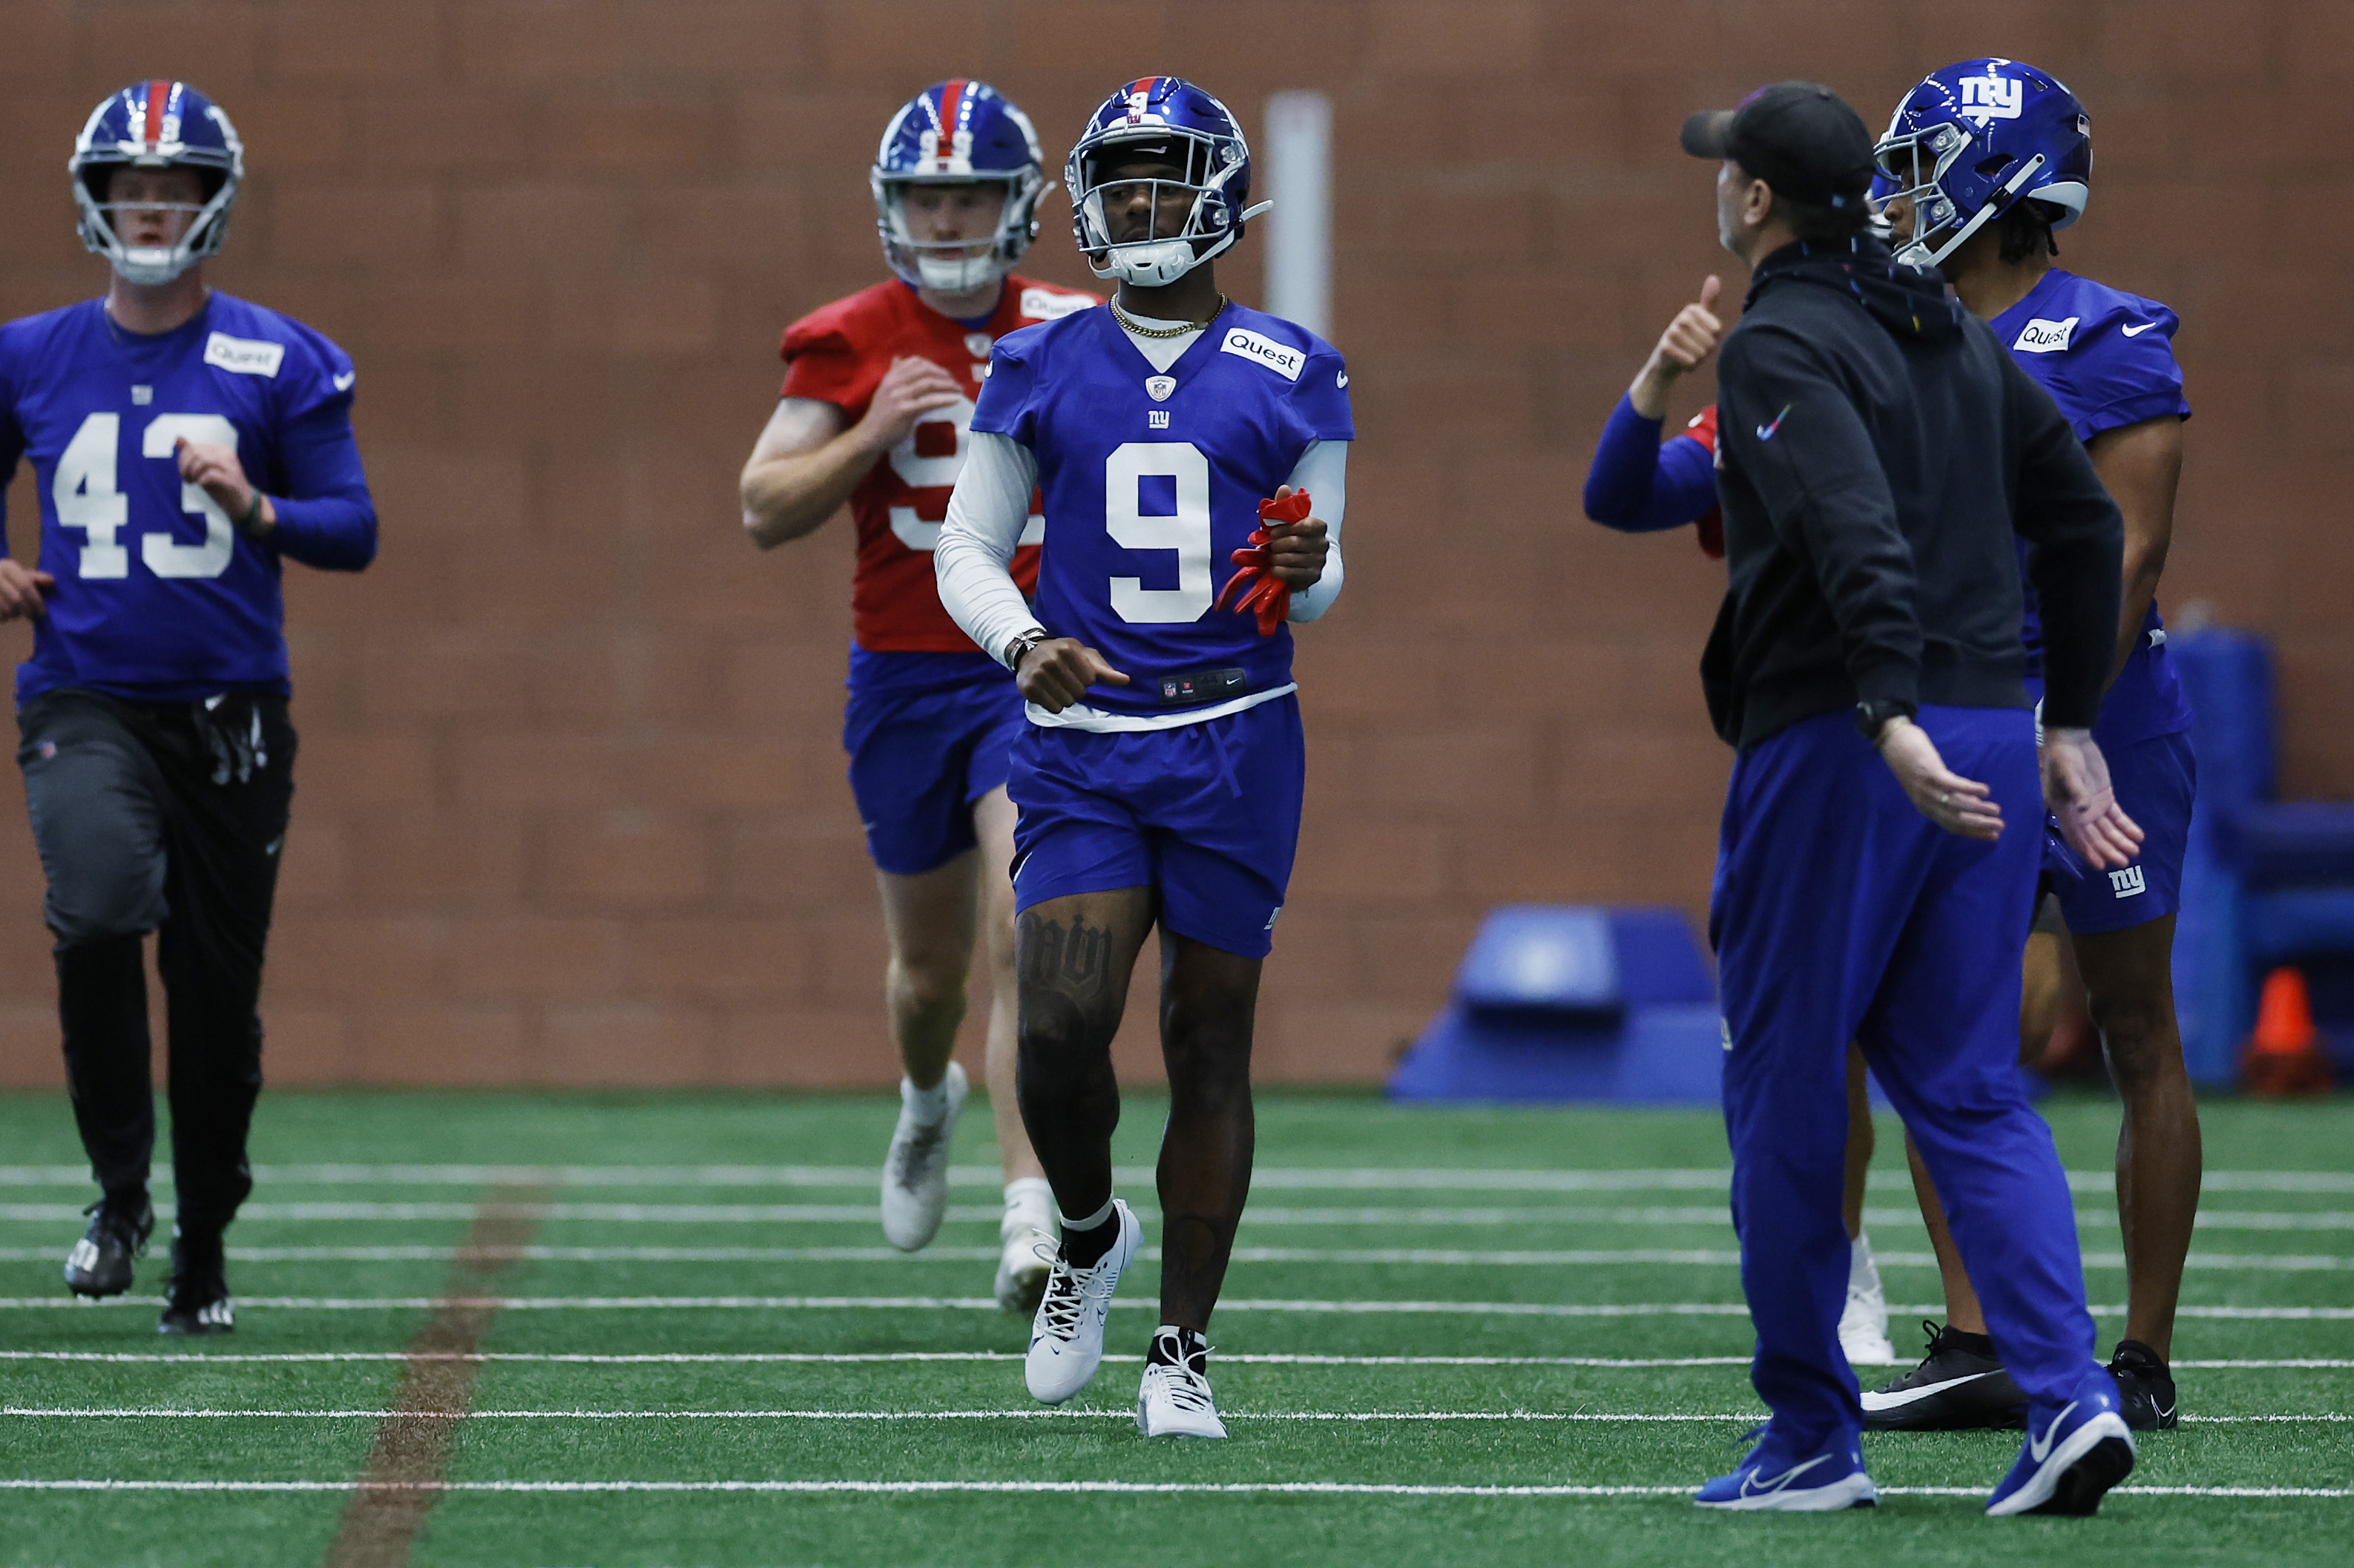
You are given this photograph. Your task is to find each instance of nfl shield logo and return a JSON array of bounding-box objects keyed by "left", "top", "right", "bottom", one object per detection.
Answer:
[{"left": 1145, "top": 376, "right": 1176, "bottom": 401}]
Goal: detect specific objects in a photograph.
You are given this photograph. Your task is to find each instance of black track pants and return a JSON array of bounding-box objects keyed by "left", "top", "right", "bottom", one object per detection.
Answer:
[{"left": 19, "top": 689, "right": 296, "bottom": 1237}]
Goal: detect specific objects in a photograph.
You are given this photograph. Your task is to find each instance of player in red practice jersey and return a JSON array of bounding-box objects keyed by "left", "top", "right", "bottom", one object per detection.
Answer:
[{"left": 738, "top": 80, "right": 1098, "bottom": 1311}]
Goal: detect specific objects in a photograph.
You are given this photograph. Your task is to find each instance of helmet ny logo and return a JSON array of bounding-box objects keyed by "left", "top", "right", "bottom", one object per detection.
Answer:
[{"left": 1960, "top": 70, "right": 2023, "bottom": 123}]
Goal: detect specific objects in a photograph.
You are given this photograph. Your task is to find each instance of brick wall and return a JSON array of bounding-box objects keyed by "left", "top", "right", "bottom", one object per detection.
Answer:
[{"left": 0, "top": 1, "right": 2345, "bottom": 1088}]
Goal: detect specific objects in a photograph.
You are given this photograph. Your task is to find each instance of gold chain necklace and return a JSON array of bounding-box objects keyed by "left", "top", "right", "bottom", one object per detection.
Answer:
[{"left": 1110, "top": 294, "right": 1227, "bottom": 339}]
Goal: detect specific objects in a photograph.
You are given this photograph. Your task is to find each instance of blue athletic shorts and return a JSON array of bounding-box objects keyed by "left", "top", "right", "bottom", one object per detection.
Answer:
[
  {"left": 1007, "top": 694, "right": 1305, "bottom": 959},
  {"left": 2042, "top": 728, "right": 2195, "bottom": 935},
  {"left": 843, "top": 650, "right": 1026, "bottom": 877}
]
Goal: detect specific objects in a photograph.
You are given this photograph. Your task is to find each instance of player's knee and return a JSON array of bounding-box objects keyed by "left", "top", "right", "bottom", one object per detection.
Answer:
[
  {"left": 44, "top": 860, "right": 164, "bottom": 948},
  {"left": 2091, "top": 994, "right": 2180, "bottom": 1087},
  {"left": 1017, "top": 991, "right": 1119, "bottom": 1070},
  {"left": 889, "top": 950, "right": 967, "bottom": 1015}
]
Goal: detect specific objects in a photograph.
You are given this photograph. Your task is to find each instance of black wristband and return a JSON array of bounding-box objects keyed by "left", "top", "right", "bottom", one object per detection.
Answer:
[
  {"left": 1004, "top": 631, "right": 1046, "bottom": 673},
  {"left": 236, "top": 492, "right": 267, "bottom": 538},
  {"left": 1854, "top": 697, "right": 1918, "bottom": 742}
]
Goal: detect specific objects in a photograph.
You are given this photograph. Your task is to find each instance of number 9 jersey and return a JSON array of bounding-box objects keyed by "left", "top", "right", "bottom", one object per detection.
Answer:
[
  {"left": 0, "top": 294, "right": 376, "bottom": 705},
  {"left": 971, "top": 303, "right": 1352, "bottom": 715}
]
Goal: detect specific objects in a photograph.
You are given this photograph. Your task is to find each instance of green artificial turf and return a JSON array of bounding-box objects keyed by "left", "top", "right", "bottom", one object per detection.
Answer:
[{"left": 0, "top": 1089, "right": 2347, "bottom": 1567}]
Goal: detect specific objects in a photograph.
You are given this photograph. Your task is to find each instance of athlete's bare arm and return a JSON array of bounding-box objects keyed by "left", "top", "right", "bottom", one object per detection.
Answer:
[
  {"left": 738, "top": 355, "right": 964, "bottom": 549},
  {"left": 2085, "top": 415, "right": 2183, "bottom": 686}
]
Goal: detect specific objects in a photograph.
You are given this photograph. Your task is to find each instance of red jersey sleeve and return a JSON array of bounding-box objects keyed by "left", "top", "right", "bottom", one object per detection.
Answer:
[{"left": 779, "top": 294, "right": 888, "bottom": 412}]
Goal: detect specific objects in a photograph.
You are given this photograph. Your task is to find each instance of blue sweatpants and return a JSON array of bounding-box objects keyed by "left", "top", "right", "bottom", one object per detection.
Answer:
[{"left": 1712, "top": 705, "right": 2100, "bottom": 1452}]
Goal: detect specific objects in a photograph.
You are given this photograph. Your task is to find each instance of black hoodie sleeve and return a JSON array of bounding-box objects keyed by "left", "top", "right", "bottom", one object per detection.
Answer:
[
  {"left": 1717, "top": 324, "right": 1924, "bottom": 709},
  {"left": 2001, "top": 352, "right": 2125, "bottom": 729}
]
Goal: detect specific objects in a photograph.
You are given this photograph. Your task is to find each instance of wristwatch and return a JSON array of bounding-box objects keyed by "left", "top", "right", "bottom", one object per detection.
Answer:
[
  {"left": 1004, "top": 630, "right": 1048, "bottom": 673},
  {"left": 1854, "top": 697, "right": 1919, "bottom": 742}
]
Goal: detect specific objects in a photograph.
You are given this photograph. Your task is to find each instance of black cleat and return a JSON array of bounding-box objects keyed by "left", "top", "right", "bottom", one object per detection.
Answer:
[
  {"left": 157, "top": 1234, "right": 234, "bottom": 1336},
  {"left": 64, "top": 1196, "right": 154, "bottom": 1299},
  {"left": 1863, "top": 1320, "right": 2027, "bottom": 1431},
  {"left": 2108, "top": 1339, "right": 2178, "bottom": 1431}
]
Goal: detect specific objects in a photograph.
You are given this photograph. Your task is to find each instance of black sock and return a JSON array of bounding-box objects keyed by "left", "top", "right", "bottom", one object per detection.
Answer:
[
  {"left": 1061, "top": 1212, "right": 1120, "bottom": 1270},
  {"left": 1148, "top": 1324, "right": 1208, "bottom": 1374},
  {"left": 1942, "top": 1325, "right": 1997, "bottom": 1356}
]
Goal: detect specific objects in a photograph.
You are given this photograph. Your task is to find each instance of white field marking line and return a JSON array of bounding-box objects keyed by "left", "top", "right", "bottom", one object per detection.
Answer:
[
  {"left": 5, "top": 1295, "right": 2351, "bottom": 1320},
  {"left": 22, "top": 1244, "right": 2350, "bottom": 1273},
  {"left": 5, "top": 1244, "right": 2351, "bottom": 1274},
  {"left": 7, "top": 1406, "right": 2345, "bottom": 1426},
  {"left": 5, "top": 1348, "right": 2349, "bottom": 1369},
  {"left": 6, "top": 1202, "right": 2350, "bottom": 1231},
  {"left": 1, "top": 1165, "right": 2344, "bottom": 1194},
  {"left": 0, "top": 1478, "right": 2347, "bottom": 1499},
  {"left": 0, "top": 1351, "right": 1758, "bottom": 1366}
]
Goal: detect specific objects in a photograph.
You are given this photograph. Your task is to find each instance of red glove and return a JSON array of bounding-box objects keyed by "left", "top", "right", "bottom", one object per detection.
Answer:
[{"left": 1214, "top": 490, "right": 1312, "bottom": 636}]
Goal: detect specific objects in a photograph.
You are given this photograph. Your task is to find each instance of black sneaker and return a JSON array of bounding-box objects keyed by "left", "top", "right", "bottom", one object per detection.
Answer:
[
  {"left": 63, "top": 1196, "right": 154, "bottom": 1299},
  {"left": 157, "top": 1234, "right": 234, "bottom": 1336},
  {"left": 1862, "top": 1320, "right": 2027, "bottom": 1431},
  {"left": 2108, "top": 1339, "right": 2178, "bottom": 1431}
]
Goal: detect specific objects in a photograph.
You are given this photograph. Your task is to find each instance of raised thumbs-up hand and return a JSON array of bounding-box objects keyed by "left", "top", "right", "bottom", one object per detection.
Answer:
[{"left": 1629, "top": 275, "right": 1728, "bottom": 418}]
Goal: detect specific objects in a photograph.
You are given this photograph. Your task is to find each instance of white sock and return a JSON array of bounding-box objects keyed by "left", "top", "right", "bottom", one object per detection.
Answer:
[
  {"left": 1002, "top": 1177, "right": 1054, "bottom": 1236},
  {"left": 1849, "top": 1232, "right": 1882, "bottom": 1291},
  {"left": 900, "top": 1074, "right": 950, "bottom": 1122},
  {"left": 1058, "top": 1195, "right": 1116, "bottom": 1233}
]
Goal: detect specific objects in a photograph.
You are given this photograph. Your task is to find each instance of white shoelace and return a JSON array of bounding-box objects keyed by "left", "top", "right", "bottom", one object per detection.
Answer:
[
  {"left": 1157, "top": 1363, "right": 1216, "bottom": 1412},
  {"left": 1036, "top": 1259, "right": 1086, "bottom": 1343}
]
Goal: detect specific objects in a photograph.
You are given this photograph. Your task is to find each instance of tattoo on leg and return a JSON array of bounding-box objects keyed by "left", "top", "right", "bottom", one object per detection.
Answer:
[{"left": 1022, "top": 915, "right": 1111, "bottom": 1001}]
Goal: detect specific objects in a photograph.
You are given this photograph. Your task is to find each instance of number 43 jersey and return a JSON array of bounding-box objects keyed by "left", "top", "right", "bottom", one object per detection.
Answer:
[
  {"left": 0, "top": 294, "right": 376, "bottom": 705},
  {"left": 971, "top": 303, "right": 1352, "bottom": 717}
]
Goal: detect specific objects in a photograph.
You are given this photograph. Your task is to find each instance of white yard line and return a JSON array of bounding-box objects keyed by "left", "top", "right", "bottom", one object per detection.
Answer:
[
  {"left": 0, "top": 1478, "right": 2344, "bottom": 1498},
  {"left": 4, "top": 1202, "right": 2348, "bottom": 1231},
  {"left": 7, "top": 1406, "right": 2343, "bottom": 1425},
  {"left": 11, "top": 1243, "right": 2343, "bottom": 1271},
  {"left": 0, "top": 1165, "right": 2343, "bottom": 1193},
  {"left": 4, "top": 1349, "right": 2348, "bottom": 1369},
  {"left": 2, "top": 1294, "right": 2348, "bottom": 1320}
]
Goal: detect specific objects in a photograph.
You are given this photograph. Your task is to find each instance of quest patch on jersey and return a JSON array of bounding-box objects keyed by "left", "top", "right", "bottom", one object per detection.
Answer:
[
  {"left": 1020, "top": 287, "right": 1095, "bottom": 321},
  {"left": 203, "top": 332, "right": 285, "bottom": 378},
  {"left": 1220, "top": 327, "right": 1304, "bottom": 382},
  {"left": 2011, "top": 316, "right": 2080, "bottom": 355}
]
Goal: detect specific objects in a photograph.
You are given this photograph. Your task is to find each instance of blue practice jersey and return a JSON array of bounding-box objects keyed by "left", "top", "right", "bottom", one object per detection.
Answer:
[
  {"left": 1990, "top": 269, "right": 2192, "bottom": 746},
  {"left": 0, "top": 294, "right": 377, "bottom": 705},
  {"left": 970, "top": 304, "right": 1352, "bottom": 718}
]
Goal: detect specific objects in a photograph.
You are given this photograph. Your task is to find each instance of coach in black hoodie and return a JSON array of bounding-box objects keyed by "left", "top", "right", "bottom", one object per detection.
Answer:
[{"left": 1678, "top": 85, "right": 2146, "bottom": 1519}]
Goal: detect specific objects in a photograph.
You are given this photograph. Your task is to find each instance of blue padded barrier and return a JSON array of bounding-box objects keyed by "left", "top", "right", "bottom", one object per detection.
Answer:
[
  {"left": 1390, "top": 905, "right": 1720, "bottom": 1104},
  {"left": 2169, "top": 627, "right": 2354, "bottom": 1082}
]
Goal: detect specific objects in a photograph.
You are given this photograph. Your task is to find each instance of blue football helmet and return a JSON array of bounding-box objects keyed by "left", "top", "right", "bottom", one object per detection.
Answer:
[
  {"left": 70, "top": 79, "right": 244, "bottom": 285},
  {"left": 1873, "top": 58, "right": 2091, "bottom": 268},
  {"left": 1065, "top": 76, "right": 1270, "bottom": 289},
  {"left": 870, "top": 79, "right": 1045, "bottom": 293}
]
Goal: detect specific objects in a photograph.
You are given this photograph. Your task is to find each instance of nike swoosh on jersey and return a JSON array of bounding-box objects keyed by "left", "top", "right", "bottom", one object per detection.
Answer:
[
  {"left": 1755, "top": 404, "right": 1792, "bottom": 441},
  {"left": 1859, "top": 1369, "right": 2001, "bottom": 1409},
  {"left": 1335, "top": 372, "right": 1349, "bottom": 387},
  {"left": 2027, "top": 1398, "right": 2081, "bottom": 1462},
  {"left": 333, "top": 372, "right": 357, "bottom": 389},
  {"left": 2120, "top": 322, "right": 2155, "bottom": 337}
]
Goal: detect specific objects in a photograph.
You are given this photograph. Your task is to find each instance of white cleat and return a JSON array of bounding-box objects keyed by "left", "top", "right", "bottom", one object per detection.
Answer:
[
  {"left": 1138, "top": 1340, "right": 1229, "bottom": 1439},
  {"left": 880, "top": 1062, "right": 966, "bottom": 1252},
  {"left": 994, "top": 1176, "right": 1056, "bottom": 1314},
  {"left": 1839, "top": 1232, "right": 1896, "bottom": 1368},
  {"left": 1024, "top": 1199, "right": 1140, "bottom": 1405}
]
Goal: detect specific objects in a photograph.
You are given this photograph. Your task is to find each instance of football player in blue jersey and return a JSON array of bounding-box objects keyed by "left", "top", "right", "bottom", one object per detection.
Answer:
[
  {"left": 936, "top": 76, "right": 1349, "bottom": 1437},
  {"left": 1861, "top": 59, "right": 2198, "bottom": 1433},
  {"left": 0, "top": 82, "right": 377, "bottom": 1333}
]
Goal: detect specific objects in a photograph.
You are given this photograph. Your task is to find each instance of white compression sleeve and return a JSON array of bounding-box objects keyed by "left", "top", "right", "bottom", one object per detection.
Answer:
[
  {"left": 1285, "top": 440, "right": 1349, "bottom": 624},
  {"left": 937, "top": 432, "right": 1044, "bottom": 667}
]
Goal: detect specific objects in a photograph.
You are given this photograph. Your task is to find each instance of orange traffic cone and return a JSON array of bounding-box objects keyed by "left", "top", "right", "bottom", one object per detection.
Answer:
[{"left": 2242, "top": 966, "right": 2333, "bottom": 1096}]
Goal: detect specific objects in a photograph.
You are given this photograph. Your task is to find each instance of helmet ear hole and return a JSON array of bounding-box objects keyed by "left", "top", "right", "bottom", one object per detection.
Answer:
[{"left": 1975, "top": 154, "right": 2013, "bottom": 177}]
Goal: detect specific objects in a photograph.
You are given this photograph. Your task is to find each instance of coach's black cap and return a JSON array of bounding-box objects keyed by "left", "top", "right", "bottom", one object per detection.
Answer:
[{"left": 1681, "top": 82, "right": 1875, "bottom": 210}]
